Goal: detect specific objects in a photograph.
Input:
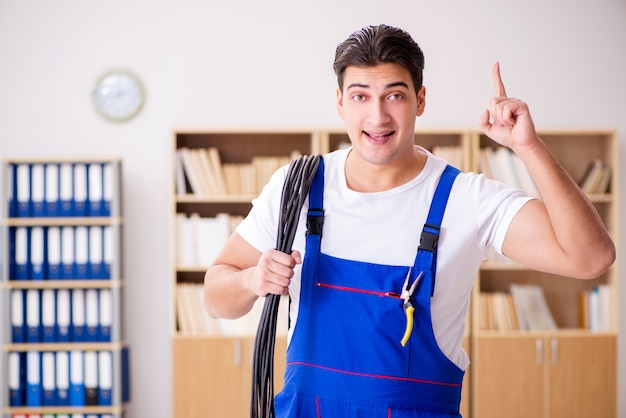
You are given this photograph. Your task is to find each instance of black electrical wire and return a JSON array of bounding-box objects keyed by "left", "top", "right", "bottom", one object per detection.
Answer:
[{"left": 250, "top": 154, "right": 322, "bottom": 418}]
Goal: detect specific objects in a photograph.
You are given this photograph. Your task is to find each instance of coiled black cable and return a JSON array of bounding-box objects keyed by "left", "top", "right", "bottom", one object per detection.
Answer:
[{"left": 250, "top": 154, "right": 322, "bottom": 418}]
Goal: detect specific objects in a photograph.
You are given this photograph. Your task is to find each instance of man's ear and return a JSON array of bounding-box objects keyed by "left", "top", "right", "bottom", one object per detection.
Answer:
[
  {"left": 336, "top": 88, "right": 344, "bottom": 119},
  {"left": 416, "top": 86, "right": 426, "bottom": 117}
]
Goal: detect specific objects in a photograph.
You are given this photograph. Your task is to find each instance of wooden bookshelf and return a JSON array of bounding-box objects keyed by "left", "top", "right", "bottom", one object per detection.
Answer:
[
  {"left": 170, "top": 128, "right": 617, "bottom": 418},
  {"left": 470, "top": 130, "right": 619, "bottom": 418}
]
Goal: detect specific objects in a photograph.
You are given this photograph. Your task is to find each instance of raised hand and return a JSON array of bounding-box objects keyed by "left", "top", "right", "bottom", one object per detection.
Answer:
[{"left": 478, "top": 62, "right": 539, "bottom": 151}]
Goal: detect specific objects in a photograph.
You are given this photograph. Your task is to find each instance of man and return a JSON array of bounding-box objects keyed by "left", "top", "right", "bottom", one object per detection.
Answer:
[{"left": 204, "top": 24, "right": 614, "bottom": 417}]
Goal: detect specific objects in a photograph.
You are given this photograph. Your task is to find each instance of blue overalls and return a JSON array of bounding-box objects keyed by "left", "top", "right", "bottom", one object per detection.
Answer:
[{"left": 274, "top": 159, "right": 464, "bottom": 417}]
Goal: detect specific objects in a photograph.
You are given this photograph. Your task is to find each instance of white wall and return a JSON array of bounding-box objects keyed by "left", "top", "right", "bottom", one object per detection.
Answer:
[{"left": 1, "top": 0, "right": 625, "bottom": 417}]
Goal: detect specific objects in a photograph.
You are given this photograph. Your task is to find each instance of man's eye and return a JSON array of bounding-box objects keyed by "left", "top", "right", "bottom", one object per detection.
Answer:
[
  {"left": 351, "top": 94, "right": 366, "bottom": 102},
  {"left": 388, "top": 93, "right": 404, "bottom": 101}
]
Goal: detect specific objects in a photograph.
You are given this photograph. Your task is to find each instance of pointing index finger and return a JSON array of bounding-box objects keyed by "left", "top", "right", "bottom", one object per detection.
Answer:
[{"left": 493, "top": 61, "right": 507, "bottom": 98}]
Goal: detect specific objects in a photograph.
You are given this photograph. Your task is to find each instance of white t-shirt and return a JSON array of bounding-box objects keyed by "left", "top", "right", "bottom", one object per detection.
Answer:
[{"left": 237, "top": 146, "right": 533, "bottom": 370}]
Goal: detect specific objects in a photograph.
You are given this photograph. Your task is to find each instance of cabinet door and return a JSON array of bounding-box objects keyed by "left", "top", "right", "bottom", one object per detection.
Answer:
[
  {"left": 173, "top": 337, "right": 248, "bottom": 418},
  {"left": 173, "top": 336, "right": 288, "bottom": 418},
  {"left": 472, "top": 336, "right": 545, "bottom": 418},
  {"left": 547, "top": 335, "right": 616, "bottom": 418}
]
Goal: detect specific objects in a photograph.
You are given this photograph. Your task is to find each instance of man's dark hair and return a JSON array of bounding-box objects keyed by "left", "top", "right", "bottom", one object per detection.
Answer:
[{"left": 333, "top": 24, "right": 425, "bottom": 95}]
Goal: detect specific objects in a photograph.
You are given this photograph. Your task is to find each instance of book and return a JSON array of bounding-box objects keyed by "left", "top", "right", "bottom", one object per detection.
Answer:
[{"left": 509, "top": 284, "right": 557, "bottom": 331}]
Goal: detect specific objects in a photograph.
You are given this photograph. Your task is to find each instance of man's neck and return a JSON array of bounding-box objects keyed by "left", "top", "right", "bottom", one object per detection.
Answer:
[{"left": 344, "top": 147, "right": 427, "bottom": 192}]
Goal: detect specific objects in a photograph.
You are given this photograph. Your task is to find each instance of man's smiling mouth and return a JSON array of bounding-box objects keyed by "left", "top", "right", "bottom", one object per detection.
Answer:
[{"left": 364, "top": 131, "right": 395, "bottom": 140}]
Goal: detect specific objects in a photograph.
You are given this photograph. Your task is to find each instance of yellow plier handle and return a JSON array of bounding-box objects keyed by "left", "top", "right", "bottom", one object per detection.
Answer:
[{"left": 400, "top": 301, "right": 415, "bottom": 347}]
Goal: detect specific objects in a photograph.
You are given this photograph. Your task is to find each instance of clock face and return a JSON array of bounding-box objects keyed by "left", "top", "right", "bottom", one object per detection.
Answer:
[{"left": 93, "top": 70, "right": 144, "bottom": 121}]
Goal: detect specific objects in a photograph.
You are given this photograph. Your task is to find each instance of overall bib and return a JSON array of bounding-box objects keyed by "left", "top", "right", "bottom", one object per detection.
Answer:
[{"left": 274, "top": 160, "right": 464, "bottom": 417}]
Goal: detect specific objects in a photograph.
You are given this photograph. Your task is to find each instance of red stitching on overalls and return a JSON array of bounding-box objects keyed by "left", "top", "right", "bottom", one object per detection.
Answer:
[
  {"left": 288, "top": 361, "right": 461, "bottom": 387},
  {"left": 316, "top": 396, "right": 321, "bottom": 418},
  {"left": 316, "top": 282, "right": 402, "bottom": 299}
]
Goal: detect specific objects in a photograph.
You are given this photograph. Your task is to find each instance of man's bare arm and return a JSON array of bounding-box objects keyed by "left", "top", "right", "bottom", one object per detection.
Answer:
[
  {"left": 479, "top": 63, "right": 615, "bottom": 278},
  {"left": 203, "top": 231, "right": 301, "bottom": 319}
]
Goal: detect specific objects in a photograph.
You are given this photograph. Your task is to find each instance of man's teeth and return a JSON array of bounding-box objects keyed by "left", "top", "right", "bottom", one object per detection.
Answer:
[{"left": 367, "top": 131, "right": 393, "bottom": 139}]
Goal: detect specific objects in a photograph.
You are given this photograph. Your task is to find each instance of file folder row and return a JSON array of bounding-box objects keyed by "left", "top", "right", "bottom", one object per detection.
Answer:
[
  {"left": 7, "top": 162, "right": 115, "bottom": 218},
  {"left": 10, "top": 225, "right": 114, "bottom": 281},
  {"left": 8, "top": 349, "right": 130, "bottom": 408},
  {"left": 11, "top": 288, "right": 113, "bottom": 344}
]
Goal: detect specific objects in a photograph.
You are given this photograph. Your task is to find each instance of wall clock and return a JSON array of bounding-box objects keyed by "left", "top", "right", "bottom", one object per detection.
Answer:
[{"left": 93, "top": 70, "right": 145, "bottom": 122}]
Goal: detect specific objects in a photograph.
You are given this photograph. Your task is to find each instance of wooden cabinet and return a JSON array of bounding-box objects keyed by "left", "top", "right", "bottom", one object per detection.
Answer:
[
  {"left": 471, "top": 130, "right": 619, "bottom": 417},
  {"left": 0, "top": 158, "right": 129, "bottom": 418},
  {"left": 473, "top": 334, "right": 616, "bottom": 418},
  {"left": 173, "top": 336, "right": 287, "bottom": 418}
]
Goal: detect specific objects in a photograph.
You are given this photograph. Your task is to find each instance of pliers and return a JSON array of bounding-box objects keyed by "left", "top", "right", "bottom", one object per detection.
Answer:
[{"left": 400, "top": 269, "right": 422, "bottom": 347}]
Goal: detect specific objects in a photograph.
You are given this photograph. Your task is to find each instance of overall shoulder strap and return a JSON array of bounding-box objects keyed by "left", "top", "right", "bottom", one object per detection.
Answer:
[
  {"left": 416, "top": 164, "right": 461, "bottom": 296},
  {"left": 305, "top": 157, "right": 325, "bottom": 252}
]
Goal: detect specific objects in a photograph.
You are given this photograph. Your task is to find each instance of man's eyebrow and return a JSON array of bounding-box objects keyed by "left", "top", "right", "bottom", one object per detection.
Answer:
[
  {"left": 346, "top": 83, "right": 369, "bottom": 90},
  {"left": 346, "top": 81, "right": 410, "bottom": 90},
  {"left": 386, "top": 81, "right": 410, "bottom": 89}
]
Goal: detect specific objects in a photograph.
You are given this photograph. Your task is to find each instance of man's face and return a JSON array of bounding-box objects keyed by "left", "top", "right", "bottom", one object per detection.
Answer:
[{"left": 336, "top": 63, "right": 426, "bottom": 166}]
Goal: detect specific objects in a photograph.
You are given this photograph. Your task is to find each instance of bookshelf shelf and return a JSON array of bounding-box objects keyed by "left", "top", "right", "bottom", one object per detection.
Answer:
[{"left": 0, "top": 158, "right": 130, "bottom": 418}]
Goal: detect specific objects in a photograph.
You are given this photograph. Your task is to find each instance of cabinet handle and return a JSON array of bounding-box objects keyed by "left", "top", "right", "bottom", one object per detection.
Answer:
[
  {"left": 551, "top": 338, "right": 558, "bottom": 366},
  {"left": 233, "top": 339, "right": 242, "bottom": 367},
  {"left": 535, "top": 338, "right": 543, "bottom": 366}
]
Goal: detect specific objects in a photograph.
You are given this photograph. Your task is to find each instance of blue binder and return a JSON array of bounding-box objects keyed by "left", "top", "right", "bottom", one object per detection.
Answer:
[
  {"left": 85, "top": 289, "right": 99, "bottom": 342},
  {"left": 59, "top": 163, "right": 73, "bottom": 217},
  {"left": 46, "top": 226, "right": 62, "bottom": 280},
  {"left": 9, "top": 352, "right": 25, "bottom": 406},
  {"left": 14, "top": 226, "right": 29, "bottom": 280},
  {"left": 26, "top": 289, "right": 41, "bottom": 343},
  {"left": 61, "top": 226, "right": 76, "bottom": 279},
  {"left": 121, "top": 346, "right": 131, "bottom": 403},
  {"left": 30, "top": 226, "right": 45, "bottom": 280},
  {"left": 16, "top": 163, "right": 31, "bottom": 217},
  {"left": 45, "top": 163, "right": 60, "bottom": 217},
  {"left": 73, "top": 163, "right": 88, "bottom": 217},
  {"left": 11, "top": 289, "right": 25, "bottom": 343},
  {"left": 99, "top": 289, "right": 112, "bottom": 342},
  {"left": 88, "top": 163, "right": 105, "bottom": 216},
  {"left": 26, "top": 351, "right": 42, "bottom": 407},
  {"left": 103, "top": 226, "right": 112, "bottom": 279},
  {"left": 41, "top": 289, "right": 57, "bottom": 343},
  {"left": 98, "top": 351, "right": 113, "bottom": 406},
  {"left": 103, "top": 162, "right": 113, "bottom": 217},
  {"left": 69, "top": 350, "right": 85, "bottom": 406},
  {"left": 57, "top": 289, "right": 71, "bottom": 342},
  {"left": 71, "top": 289, "right": 86, "bottom": 342},
  {"left": 42, "top": 351, "right": 57, "bottom": 406},
  {"left": 75, "top": 226, "right": 89, "bottom": 279},
  {"left": 8, "top": 163, "right": 18, "bottom": 217},
  {"left": 56, "top": 351, "right": 70, "bottom": 406},
  {"left": 31, "top": 164, "right": 45, "bottom": 217},
  {"left": 88, "top": 226, "right": 104, "bottom": 279}
]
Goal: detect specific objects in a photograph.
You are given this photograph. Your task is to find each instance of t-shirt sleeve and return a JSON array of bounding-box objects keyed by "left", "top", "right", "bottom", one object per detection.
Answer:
[
  {"left": 235, "top": 165, "right": 288, "bottom": 252},
  {"left": 472, "top": 173, "right": 535, "bottom": 255}
]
